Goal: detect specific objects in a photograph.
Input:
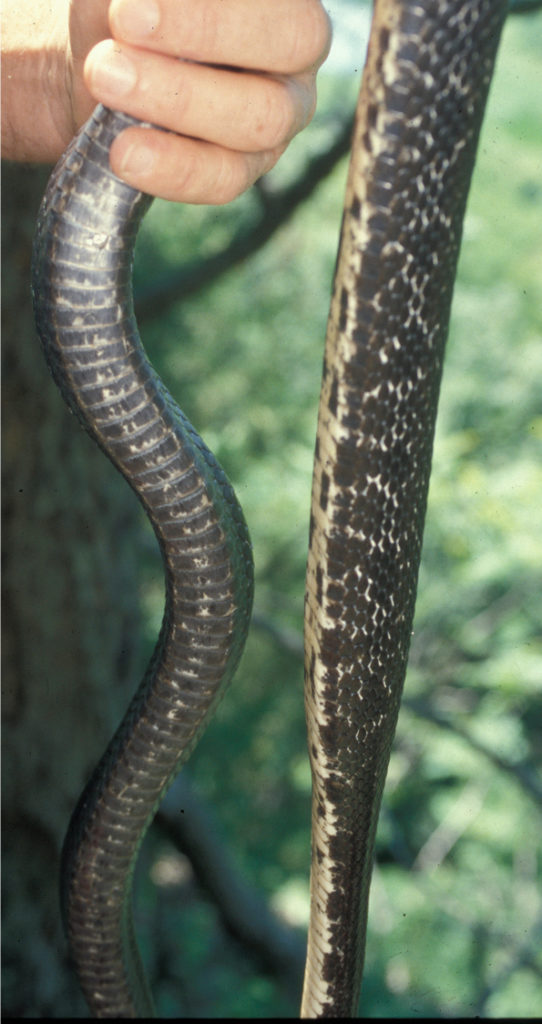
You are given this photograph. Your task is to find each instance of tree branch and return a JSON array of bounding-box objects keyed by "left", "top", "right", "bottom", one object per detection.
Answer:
[
  {"left": 508, "top": 0, "right": 542, "bottom": 14},
  {"left": 250, "top": 613, "right": 542, "bottom": 809},
  {"left": 154, "top": 773, "right": 306, "bottom": 996},
  {"left": 135, "top": 114, "right": 355, "bottom": 324},
  {"left": 403, "top": 695, "right": 542, "bottom": 808}
]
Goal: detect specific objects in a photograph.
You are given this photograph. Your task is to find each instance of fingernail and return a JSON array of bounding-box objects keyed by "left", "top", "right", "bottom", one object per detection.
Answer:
[
  {"left": 119, "top": 139, "right": 156, "bottom": 177},
  {"left": 112, "top": 0, "right": 160, "bottom": 40},
  {"left": 91, "top": 46, "right": 137, "bottom": 98}
]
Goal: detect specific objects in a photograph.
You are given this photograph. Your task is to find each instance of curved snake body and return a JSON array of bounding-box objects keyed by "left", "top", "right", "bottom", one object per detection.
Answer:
[
  {"left": 32, "top": 106, "right": 253, "bottom": 1016},
  {"left": 32, "top": 0, "right": 507, "bottom": 1017}
]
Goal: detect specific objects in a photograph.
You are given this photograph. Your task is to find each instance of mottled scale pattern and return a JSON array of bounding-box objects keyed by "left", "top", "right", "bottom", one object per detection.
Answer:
[
  {"left": 301, "top": 0, "right": 507, "bottom": 1016},
  {"left": 31, "top": 106, "right": 253, "bottom": 1017}
]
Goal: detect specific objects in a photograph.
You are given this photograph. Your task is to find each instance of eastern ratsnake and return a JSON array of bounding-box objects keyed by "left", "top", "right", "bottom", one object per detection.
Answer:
[{"left": 31, "top": 0, "right": 508, "bottom": 1017}]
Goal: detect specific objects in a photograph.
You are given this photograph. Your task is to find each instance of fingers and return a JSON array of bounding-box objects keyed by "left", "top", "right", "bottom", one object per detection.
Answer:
[
  {"left": 82, "top": 0, "right": 332, "bottom": 203},
  {"left": 108, "top": 0, "right": 331, "bottom": 75},
  {"left": 109, "top": 126, "right": 284, "bottom": 204},
  {"left": 85, "top": 40, "right": 311, "bottom": 154}
]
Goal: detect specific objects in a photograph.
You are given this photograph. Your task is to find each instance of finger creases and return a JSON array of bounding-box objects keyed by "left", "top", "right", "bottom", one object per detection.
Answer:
[
  {"left": 109, "top": 0, "right": 332, "bottom": 74},
  {"left": 109, "top": 126, "right": 278, "bottom": 204}
]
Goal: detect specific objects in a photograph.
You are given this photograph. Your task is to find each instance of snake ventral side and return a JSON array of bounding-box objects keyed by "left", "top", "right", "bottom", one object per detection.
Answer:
[
  {"left": 31, "top": 0, "right": 508, "bottom": 1018},
  {"left": 32, "top": 106, "right": 254, "bottom": 1017}
]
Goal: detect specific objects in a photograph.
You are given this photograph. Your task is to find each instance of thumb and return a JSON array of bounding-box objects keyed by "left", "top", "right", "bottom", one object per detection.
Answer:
[{"left": 68, "top": 0, "right": 111, "bottom": 127}]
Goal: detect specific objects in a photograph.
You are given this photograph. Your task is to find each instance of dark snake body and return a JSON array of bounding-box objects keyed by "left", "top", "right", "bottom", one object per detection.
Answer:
[
  {"left": 31, "top": 0, "right": 507, "bottom": 1017},
  {"left": 32, "top": 108, "right": 253, "bottom": 1016},
  {"left": 301, "top": 0, "right": 508, "bottom": 1013}
]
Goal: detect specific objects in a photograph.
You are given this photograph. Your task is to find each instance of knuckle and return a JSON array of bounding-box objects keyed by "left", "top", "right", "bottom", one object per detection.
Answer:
[
  {"left": 212, "top": 151, "right": 247, "bottom": 205},
  {"left": 254, "top": 80, "right": 295, "bottom": 150},
  {"left": 168, "top": 63, "right": 193, "bottom": 121},
  {"left": 177, "top": 155, "right": 202, "bottom": 198},
  {"left": 154, "top": 135, "right": 205, "bottom": 201},
  {"left": 309, "top": 1, "right": 334, "bottom": 64},
  {"left": 288, "top": 0, "right": 333, "bottom": 70},
  {"left": 181, "top": 3, "right": 220, "bottom": 59}
]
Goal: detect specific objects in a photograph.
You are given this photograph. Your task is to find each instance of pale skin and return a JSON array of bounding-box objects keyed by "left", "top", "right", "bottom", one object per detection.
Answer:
[{"left": 1, "top": 0, "right": 332, "bottom": 204}]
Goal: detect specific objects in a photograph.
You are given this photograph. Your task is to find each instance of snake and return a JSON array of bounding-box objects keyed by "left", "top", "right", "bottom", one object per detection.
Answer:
[{"left": 31, "top": 0, "right": 508, "bottom": 1017}]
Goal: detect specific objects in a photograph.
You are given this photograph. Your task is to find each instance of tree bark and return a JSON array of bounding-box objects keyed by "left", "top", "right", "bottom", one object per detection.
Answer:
[{"left": 1, "top": 161, "right": 146, "bottom": 1016}]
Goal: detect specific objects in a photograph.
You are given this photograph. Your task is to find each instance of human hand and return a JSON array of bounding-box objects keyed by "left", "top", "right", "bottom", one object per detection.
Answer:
[{"left": 71, "top": 0, "right": 331, "bottom": 204}]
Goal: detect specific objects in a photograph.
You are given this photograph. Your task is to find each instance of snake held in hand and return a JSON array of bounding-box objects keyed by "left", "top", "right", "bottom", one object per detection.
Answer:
[{"left": 31, "top": 0, "right": 508, "bottom": 1017}]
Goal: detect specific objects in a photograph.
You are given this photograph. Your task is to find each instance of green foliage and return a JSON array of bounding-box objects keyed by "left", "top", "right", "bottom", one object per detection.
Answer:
[{"left": 132, "top": 9, "right": 542, "bottom": 1017}]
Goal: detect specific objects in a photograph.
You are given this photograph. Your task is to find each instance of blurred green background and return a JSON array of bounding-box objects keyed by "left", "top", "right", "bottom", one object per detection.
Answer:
[{"left": 129, "top": 2, "right": 541, "bottom": 1016}]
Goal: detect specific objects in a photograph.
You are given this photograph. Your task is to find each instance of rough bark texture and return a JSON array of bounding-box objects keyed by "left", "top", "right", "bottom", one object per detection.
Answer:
[{"left": 1, "top": 161, "right": 146, "bottom": 1016}]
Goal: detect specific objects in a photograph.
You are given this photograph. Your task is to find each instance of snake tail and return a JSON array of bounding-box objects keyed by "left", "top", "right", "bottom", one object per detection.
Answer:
[
  {"left": 301, "top": 0, "right": 507, "bottom": 1015},
  {"left": 31, "top": 105, "right": 254, "bottom": 1017}
]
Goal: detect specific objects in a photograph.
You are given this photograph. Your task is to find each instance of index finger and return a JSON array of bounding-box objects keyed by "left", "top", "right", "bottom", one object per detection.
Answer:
[{"left": 108, "top": 0, "right": 332, "bottom": 74}]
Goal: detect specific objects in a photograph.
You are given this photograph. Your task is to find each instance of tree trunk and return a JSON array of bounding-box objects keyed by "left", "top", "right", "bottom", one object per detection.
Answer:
[{"left": 2, "top": 161, "right": 146, "bottom": 1016}]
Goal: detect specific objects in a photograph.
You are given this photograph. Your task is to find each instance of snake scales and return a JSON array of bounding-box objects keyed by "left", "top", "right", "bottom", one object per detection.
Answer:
[{"left": 31, "top": 0, "right": 508, "bottom": 1017}]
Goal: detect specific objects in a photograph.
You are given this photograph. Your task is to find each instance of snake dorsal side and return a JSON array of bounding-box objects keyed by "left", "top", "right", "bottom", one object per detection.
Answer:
[
  {"left": 31, "top": 0, "right": 508, "bottom": 1018},
  {"left": 301, "top": 0, "right": 507, "bottom": 1015}
]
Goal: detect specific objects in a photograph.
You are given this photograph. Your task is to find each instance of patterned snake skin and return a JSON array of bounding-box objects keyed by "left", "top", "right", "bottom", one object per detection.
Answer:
[
  {"left": 301, "top": 0, "right": 507, "bottom": 1015},
  {"left": 31, "top": 0, "right": 507, "bottom": 1017}
]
